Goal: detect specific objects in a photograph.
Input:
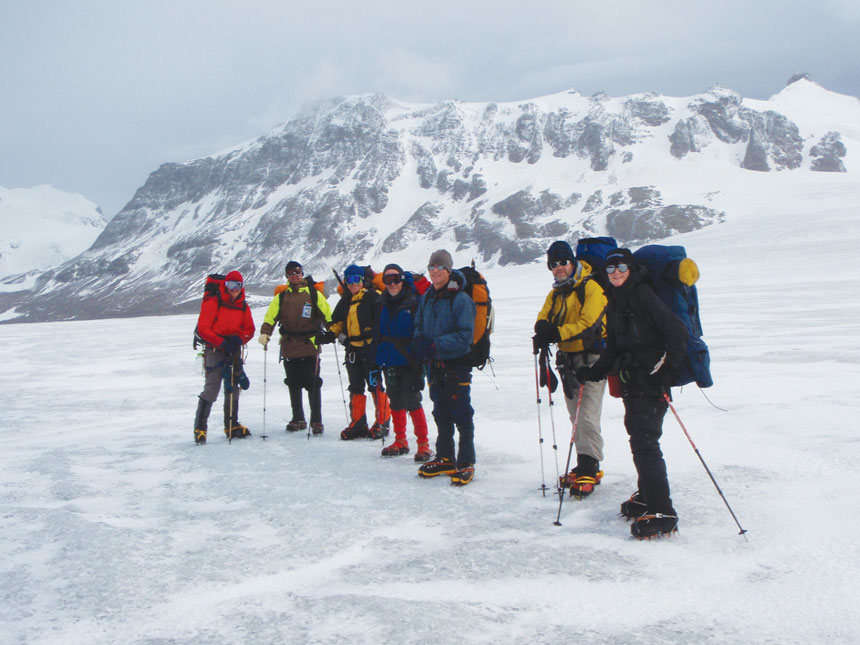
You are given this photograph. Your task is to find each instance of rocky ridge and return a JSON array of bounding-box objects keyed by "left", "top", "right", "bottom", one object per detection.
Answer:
[{"left": 2, "top": 77, "right": 856, "bottom": 322}]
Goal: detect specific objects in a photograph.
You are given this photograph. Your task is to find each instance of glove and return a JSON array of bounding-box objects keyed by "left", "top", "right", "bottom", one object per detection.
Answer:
[
  {"left": 533, "top": 319, "right": 560, "bottom": 348},
  {"left": 538, "top": 348, "right": 558, "bottom": 393},
  {"left": 338, "top": 332, "right": 347, "bottom": 346},
  {"left": 368, "top": 368, "right": 380, "bottom": 388},
  {"left": 238, "top": 367, "right": 250, "bottom": 391},
  {"left": 576, "top": 366, "right": 601, "bottom": 383},
  {"left": 412, "top": 336, "right": 435, "bottom": 362},
  {"left": 258, "top": 333, "right": 270, "bottom": 348},
  {"left": 220, "top": 335, "right": 242, "bottom": 357},
  {"left": 316, "top": 330, "right": 336, "bottom": 345},
  {"left": 532, "top": 334, "right": 546, "bottom": 355}
]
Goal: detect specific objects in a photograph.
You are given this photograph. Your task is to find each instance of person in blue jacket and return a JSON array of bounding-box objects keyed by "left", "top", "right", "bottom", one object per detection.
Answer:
[
  {"left": 413, "top": 249, "right": 477, "bottom": 485},
  {"left": 375, "top": 263, "right": 432, "bottom": 460}
]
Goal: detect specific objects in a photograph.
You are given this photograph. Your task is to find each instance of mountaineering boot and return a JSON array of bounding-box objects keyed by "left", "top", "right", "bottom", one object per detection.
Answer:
[
  {"left": 451, "top": 463, "right": 475, "bottom": 486},
  {"left": 287, "top": 383, "right": 306, "bottom": 431},
  {"left": 418, "top": 457, "right": 457, "bottom": 478},
  {"left": 569, "top": 471, "right": 603, "bottom": 498},
  {"left": 341, "top": 393, "right": 369, "bottom": 440},
  {"left": 194, "top": 397, "right": 212, "bottom": 445},
  {"left": 368, "top": 391, "right": 391, "bottom": 439},
  {"left": 560, "top": 454, "right": 603, "bottom": 497},
  {"left": 631, "top": 513, "right": 679, "bottom": 539},
  {"left": 381, "top": 441, "right": 409, "bottom": 456},
  {"left": 414, "top": 443, "right": 433, "bottom": 462},
  {"left": 381, "top": 410, "right": 409, "bottom": 456},
  {"left": 311, "top": 422, "right": 324, "bottom": 435},
  {"left": 620, "top": 491, "right": 648, "bottom": 520},
  {"left": 223, "top": 397, "right": 251, "bottom": 439}
]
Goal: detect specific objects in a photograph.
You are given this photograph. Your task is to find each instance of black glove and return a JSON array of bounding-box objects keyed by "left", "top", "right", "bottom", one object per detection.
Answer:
[
  {"left": 237, "top": 367, "right": 250, "bottom": 390},
  {"left": 538, "top": 348, "right": 558, "bottom": 393},
  {"left": 220, "top": 335, "right": 242, "bottom": 357},
  {"left": 533, "top": 319, "right": 560, "bottom": 348},
  {"left": 576, "top": 366, "right": 601, "bottom": 383},
  {"left": 316, "top": 330, "right": 336, "bottom": 345}
]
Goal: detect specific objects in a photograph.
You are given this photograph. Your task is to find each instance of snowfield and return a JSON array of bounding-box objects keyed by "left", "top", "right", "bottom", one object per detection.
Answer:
[{"left": 2, "top": 184, "right": 859, "bottom": 643}]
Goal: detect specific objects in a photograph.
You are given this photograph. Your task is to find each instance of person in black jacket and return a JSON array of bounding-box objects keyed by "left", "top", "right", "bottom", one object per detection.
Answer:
[{"left": 576, "top": 248, "right": 688, "bottom": 539}]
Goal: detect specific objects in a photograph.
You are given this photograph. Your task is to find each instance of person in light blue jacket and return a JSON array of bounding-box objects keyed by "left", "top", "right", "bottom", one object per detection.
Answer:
[{"left": 413, "top": 249, "right": 477, "bottom": 486}]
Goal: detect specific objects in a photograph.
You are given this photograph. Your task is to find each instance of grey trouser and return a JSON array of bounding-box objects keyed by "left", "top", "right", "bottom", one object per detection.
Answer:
[
  {"left": 562, "top": 352, "right": 606, "bottom": 463},
  {"left": 200, "top": 347, "right": 241, "bottom": 405}
]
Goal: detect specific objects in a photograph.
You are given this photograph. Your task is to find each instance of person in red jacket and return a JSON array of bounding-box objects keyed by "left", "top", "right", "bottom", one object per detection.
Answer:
[{"left": 194, "top": 270, "right": 256, "bottom": 444}]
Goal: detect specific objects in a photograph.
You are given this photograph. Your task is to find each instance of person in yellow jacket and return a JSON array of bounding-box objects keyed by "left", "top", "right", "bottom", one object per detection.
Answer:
[
  {"left": 533, "top": 240, "right": 608, "bottom": 498},
  {"left": 258, "top": 261, "right": 333, "bottom": 435},
  {"left": 329, "top": 264, "right": 391, "bottom": 440}
]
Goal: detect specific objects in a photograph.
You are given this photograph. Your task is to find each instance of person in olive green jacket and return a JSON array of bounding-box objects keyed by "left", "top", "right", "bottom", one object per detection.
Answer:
[
  {"left": 533, "top": 241, "right": 608, "bottom": 498},
  {"left": 259, "top": 261, "right": 333, "bottom": 435}
]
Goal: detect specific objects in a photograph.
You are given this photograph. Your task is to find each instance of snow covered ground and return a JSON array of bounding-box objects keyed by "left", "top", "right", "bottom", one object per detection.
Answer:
[{"left": 2, "top": 183, "right": 859, "bottom": 643}]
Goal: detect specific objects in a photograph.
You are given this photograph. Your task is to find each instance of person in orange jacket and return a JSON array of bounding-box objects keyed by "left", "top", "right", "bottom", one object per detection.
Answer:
[{"left": 194, "top": 270, "right": 255, "bottom": 444}]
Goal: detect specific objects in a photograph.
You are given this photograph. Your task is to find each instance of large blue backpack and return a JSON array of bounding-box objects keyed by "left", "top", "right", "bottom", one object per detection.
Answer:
[{"left": 633, "top": 245, "right": 713, "bottom": 388}]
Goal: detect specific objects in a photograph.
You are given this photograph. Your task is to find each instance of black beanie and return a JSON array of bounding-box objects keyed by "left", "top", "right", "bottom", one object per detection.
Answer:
[
  {"left": 383, "top": 263, "right": 404, "bottom": 275},
  {"left": 605, "top": 248, "right": 634, "bottom": 266},
  {"left": 546, "top": 240, "right": 575, "bottom": 261}
]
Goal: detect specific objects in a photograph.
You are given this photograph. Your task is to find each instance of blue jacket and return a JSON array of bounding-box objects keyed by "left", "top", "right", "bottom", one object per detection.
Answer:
[
  {"left": 376, "top": 275, "right": 420, "bottom": 367},
  {"left": 414, "top": 269, "right": 475, "bottom": 361}
]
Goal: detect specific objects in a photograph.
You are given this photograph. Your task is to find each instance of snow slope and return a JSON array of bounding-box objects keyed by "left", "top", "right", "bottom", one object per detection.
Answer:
[
  {"left": 1, "top": 182, "right": 859, "bottom": 642},
  {"left": 0, "top": 185, "right": 105, "bottom": 286}
]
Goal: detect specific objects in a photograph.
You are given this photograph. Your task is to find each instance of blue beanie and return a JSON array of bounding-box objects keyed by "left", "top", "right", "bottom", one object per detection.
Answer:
[{"left": 344, "top": 264, "right": 364, "bottom": 279}]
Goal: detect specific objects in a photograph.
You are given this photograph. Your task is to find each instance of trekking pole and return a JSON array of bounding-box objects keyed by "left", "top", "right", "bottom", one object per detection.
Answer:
[
  {"left": 663, "top": 393, "right": 748, "bottom": 538},
  {"left": 542, "top": 354, "right": 562, "bottom": 494},
  {"left": 554, "top": 384, "right": 583, "bottom": 527},
  {"left": 228, "top": 360, "right": 235, "bottom": 445},
  {"left": 261, "top": 345, "right": 268, "bottom": 441},
  {"left": 532, "top": 353, "right": 549, "bottom": 496},
  {"left": 332, "top": 342, "right": 349, "bottom": 423}
]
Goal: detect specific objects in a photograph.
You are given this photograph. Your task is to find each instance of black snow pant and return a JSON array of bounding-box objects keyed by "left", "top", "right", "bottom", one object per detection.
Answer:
[
  {"left": 623, "top": 394, "right": 675, "bottom": 516},
  {"left": 283, "top": 355, "right": 322, "bottom": 424}
]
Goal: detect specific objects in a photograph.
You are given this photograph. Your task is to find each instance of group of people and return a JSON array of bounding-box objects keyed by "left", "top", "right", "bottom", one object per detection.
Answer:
[
  {"left": 193, "top": 249, "right": 478, "bottom": 486},
  {"left": 193, "top": 241, "right": 690, "bottom": 538}
]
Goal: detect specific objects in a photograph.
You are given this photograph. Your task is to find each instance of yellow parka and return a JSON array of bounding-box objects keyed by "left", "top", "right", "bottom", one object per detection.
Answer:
[{"left": 536, "top": 261, "right": 607, "bottom": 354}]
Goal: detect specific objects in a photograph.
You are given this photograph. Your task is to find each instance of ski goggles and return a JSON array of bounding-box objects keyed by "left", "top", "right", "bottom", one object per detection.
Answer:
[
  {"left": 382, "top": 273, "right": 403, "bottom": 285},
  {"left": 605, "top": 263, "right": 629, "bottom": 275},
  {"left": 427, "top": 264, "right": 448, "bottom": 272},
  {"left": 225, "top": 280, "right": 243, "bottom": 290},
  {"left": 285, "top": 268, "right": 303, "bottom": 276},
  {"left": 345, "top": 274, "right": 363, "bottom": 285},
  {"left": 549, "top": 259, "right": 571, "bottom": 269}
]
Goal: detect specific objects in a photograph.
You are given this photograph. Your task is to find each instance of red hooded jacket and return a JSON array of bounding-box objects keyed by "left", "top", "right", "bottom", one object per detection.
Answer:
[{"left": 196, "top": 282, "right": 255, "bottom": 349}]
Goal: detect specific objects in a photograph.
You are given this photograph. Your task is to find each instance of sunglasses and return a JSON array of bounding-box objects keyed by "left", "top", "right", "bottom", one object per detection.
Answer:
[
  {"left": 286, "top": 268, "right": 303, "bottom": 276},
  {"left": 427, "top": 264, "right": 448, "bottom": 272},
  {"left": 225, "top": 280, "right": 243, "bottom": 290},
  {"left": 549, "top": 259, "right": 571, "bottom": 269},
  {"left": 345, "top": 274, "right": 363, "bottom": 285},
  {"left": 382, "top": 273, "right": 403, "bottom": 285},
  {"left": 606, "top": 263, "right": 629, "bottom": 275}
]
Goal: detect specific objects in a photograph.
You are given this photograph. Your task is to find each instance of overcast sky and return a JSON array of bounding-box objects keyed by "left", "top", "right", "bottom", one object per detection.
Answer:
[{"left": 1, "top": 0, "right": 858, "bottom": 218}]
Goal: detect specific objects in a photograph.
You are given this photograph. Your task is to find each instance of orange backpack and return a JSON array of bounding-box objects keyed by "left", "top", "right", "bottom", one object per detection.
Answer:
[{"left": 457, "top": 265, "right": 493, "bottom": 370}]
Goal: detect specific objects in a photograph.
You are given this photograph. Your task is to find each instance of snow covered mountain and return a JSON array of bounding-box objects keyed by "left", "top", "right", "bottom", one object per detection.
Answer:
[
  {"left": 2, "top": 77, "right": 857, "bottom": 323},
  {"left": 0, "top": 185, "right": 105, "bottom": 290}
]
